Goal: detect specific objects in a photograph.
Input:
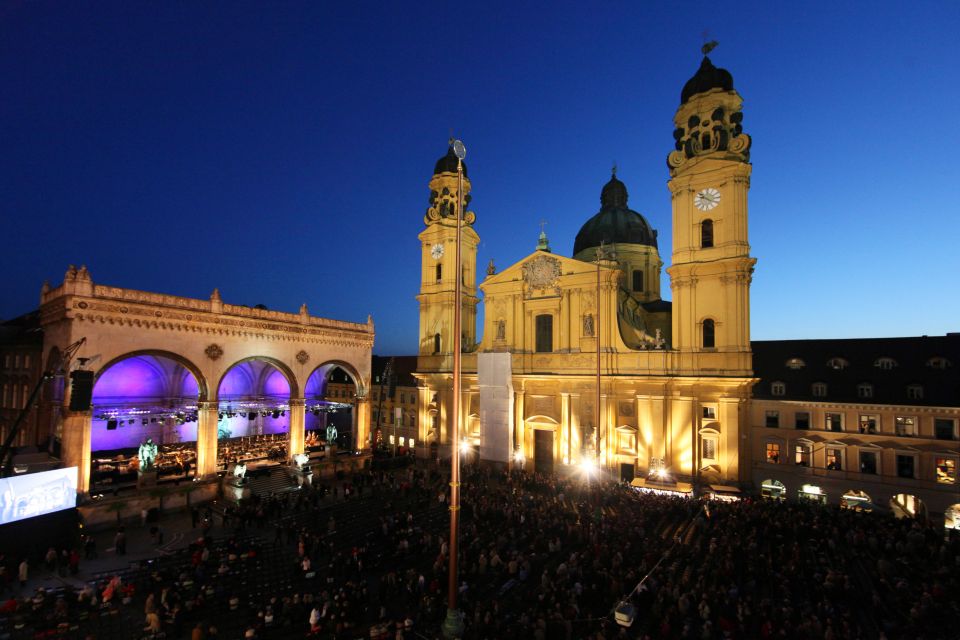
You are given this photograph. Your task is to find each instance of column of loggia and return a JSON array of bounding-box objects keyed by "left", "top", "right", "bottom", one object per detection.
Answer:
[
  {"left": 195, "top": 401, "right": 219, "bottom": 478},
  {"left": 61, "top": 409, "right": 92, "bottom": 495},
  {"left": 355, "top": 395, "right": 371, "bottom": 451},
  {"left": 287, "top": 398, "right": 306, "bottom": 460}
]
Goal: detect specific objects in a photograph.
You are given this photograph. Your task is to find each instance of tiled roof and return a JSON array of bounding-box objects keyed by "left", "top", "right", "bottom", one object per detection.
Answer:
[{"left": 752, "top": 335, "right": 960, "bottom": 407}]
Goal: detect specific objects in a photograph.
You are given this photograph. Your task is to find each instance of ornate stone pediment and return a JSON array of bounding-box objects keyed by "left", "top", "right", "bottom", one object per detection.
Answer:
[{"left": 522, "top": 254, "right": 561, "bottom": 298}]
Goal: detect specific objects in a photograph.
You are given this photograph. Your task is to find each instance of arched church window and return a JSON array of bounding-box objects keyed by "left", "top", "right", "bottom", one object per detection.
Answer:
[
  {"left": 435, "top": 264, "right": 442, "bottom": 282},
  {"left": 632, "top": 269, "right": 644, "bottom": 292},
  {"left": 702, "top": 319, "right": 715, "bottom": 349},
  {"left": 433, "top": 333, "right": 441, "bottom": 354},
  {"left": 535, "top": 314, "right": 553, "bottom": 353},
  {"left": 701, "top": 219, "right": 714, "bottom": 248}
]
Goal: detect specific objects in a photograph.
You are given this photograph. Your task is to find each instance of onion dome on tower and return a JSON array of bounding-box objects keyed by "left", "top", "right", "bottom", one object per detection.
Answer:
[
  {"left": 433, "top": 145, "right": 468, "bottom": 177},
  {"left": 424, "top": 143, "right": 474, "bottom": 226},
  {"left": 573, "top": 171, "right": 658, "bottom": 257},
  {"left": 680, "top": 56, "right": 734, "bottom": 105}
]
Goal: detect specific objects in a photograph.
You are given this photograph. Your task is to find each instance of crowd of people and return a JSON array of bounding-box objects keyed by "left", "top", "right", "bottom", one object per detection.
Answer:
[{"left": 0, "top": 460, "right": 956, "bottom": 639}]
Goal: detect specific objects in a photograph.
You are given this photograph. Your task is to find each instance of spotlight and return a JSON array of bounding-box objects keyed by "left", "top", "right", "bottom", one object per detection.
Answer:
[
  {"left": 656, "top": 467, "right": 668, "bottom": 480},
  {"left": 459, "top": 440, "right": 471, "bottom": 454},
  {"left": 580, "top": 458, "right": 597, "bottom": 477},
  {"left": 513, "top": 450, "right": 525, "bottom": 464},
  {"left": 272, "top": 410, "right": 280, "bottom": 419}
]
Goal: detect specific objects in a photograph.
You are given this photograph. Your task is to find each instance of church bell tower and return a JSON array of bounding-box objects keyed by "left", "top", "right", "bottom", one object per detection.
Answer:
[
  {"left": 666, "top": 53, "right": 756, "bottom": 374},
  {"left": 416, "top": 145, "right": 480, "bottom": 357}
]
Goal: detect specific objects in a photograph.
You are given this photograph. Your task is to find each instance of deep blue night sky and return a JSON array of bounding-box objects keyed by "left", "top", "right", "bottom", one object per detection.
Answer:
[{"left": 2, "top": 1, "right": 957, "bottom": 354}]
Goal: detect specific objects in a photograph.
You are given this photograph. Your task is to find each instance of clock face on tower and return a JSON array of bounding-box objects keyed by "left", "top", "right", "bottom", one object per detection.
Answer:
[
  {"left": 430, "top": 243, "right": 444, "bottom": 260},
  {"left": 694, "top": 187, "right": 721, "bottom": 211}
]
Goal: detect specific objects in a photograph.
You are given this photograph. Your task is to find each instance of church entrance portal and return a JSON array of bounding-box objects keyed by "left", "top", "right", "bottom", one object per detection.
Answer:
[{"left": 534, "top": 430, "right": 554, "bottom": 475}]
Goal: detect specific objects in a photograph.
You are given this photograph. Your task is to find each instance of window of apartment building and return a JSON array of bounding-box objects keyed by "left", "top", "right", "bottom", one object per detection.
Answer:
[
  {"left": 825, "top": 412, "right": 843, "bottom": 432},
  {"left": 858, "top": 414, "right": 879, "bottom": 434},
  {"left": 702, "top": 406, "right": 717, "bottom": 420},
  {"left": 409, "top": 438, "right": 416, "bottom": 448},
  {"left": 812, "top": 382, "right": 827, "bottom": 397},
  {"left": 896, "top": 454, "right": 916, "bottom": 479},
  {"left": 13, "top": 355, "right": 20, "bottom": 369},
  {"left": 389, "top": 434, "right": 395, "bottom": 445},
  {"left": 795, "top": 412, "right": 810, "bottom": 429},
  {"left": 771, "top": 381, "right": 786, "bottom": 396},
  {"left": 765, "top": 410, "right": 780, "bottom": 428},
  {"left": 765, "top": 442, "right": 781, "bottom": 464},
  {"left": 827, "top": 357, "right": 849, "bottom": 371},
  {"left": 895, "top": 416, "right": 916, "bottom": 437},
  {"left": 935, "top": 458, "right": 956, "bottom": 484},
  {"left": 927, "top": 356, "right": 952, "bottom": 370},
  {"left": 1, "top": 383, "right": 8, "bottom": 408},
  {"left": 535, "top": 314, "right": 553, "bottom": 353},
  {"left": 874, "top": 357, "right": 898, "bottom": 370},
  {"left": 794, "top": 444, "right": 811, "bottom": 467},
  {"left": 21, "top": 386, "right": 27, "bottom": 409},
  {"left": 857, "top": 383, "right": 873, "bottom": 399},
  {"left": 826, "top": 448, "right": 843, "bottom": 471},
  {"left": 632, "top": 269, "right": 644, "bottom": 292},
  {"left": 934, "top": 418, "right": 957, "bottom": 440},
  {"left": 3, "top": 354, "right": 9, "bottom": 369},
  {"left": 859, "top": 451, "right": 878, "bottom": 475},
  {"left": 701, "top": 437, "right": 718, "bottom": 463},
  {"left": 785, "top": 357, "right": 805, "bottom": 370},
  {"left": 906, "top": 384, "right": 924, "bottom": 400}
]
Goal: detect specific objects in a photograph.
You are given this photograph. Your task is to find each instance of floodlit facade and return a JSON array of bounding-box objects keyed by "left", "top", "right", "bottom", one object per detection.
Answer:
[{"left": 415, "top": 56, "right": 757, "bottom": 489}]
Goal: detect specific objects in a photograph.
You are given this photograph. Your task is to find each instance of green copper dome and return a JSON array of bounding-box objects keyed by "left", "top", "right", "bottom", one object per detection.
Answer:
[{"left": 573, "top": 173, "right": 658, "bottom": 255}]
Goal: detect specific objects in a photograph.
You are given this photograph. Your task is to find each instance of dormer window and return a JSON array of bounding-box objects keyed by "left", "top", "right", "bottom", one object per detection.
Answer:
[
  {"left": 874, "top": 357, "right": 898, "bottom": 370},
  {"left": 857, "top": 383, "right": 874, "bottom": 399},
  {"left": 771, "top": 381, "right": 786, "bottom": 396},
  {"left": 906, "top": 384, "right": 924, "bottom": 400},
  {"left": 812, "top": 382, "right": 828, "bottom": 398},
  {"left": 927, "top": 356, "right": 952, "bottom": 370},
  {"left": 785, "top": 357, "right": 805, "bottom": 370},
  {"left": 826, "top": 357, "right": 849, "bottom": 371}
]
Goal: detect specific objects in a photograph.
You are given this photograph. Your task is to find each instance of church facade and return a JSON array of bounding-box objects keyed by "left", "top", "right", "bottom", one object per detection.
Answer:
[{"left": 415, "top": 56, "right": 756, "bottom": 488}]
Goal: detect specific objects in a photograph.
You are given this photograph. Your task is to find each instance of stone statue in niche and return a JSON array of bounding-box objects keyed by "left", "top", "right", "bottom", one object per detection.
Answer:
[
  {"left": 138, "top": 438, "right": 158, "bottom": 471},
  {"left": 583, "top": 314, "right": 595, "bottom": 337},
  {"left": 496, "top": 319, "right": 506, "bottom": 340}
]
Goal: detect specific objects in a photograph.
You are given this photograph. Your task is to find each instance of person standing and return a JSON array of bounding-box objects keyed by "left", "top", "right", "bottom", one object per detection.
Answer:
[
  {"left": 17, "top": 559, "right": 27, "bottom": 589},
  {"left": 115, "top": 526, "right": 127, "bottom": 555}
]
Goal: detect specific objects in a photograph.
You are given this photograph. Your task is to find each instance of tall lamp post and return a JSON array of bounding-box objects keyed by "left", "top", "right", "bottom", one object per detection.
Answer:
[{"left": 442, "top": 138, "right": 467, "bottom": 639}]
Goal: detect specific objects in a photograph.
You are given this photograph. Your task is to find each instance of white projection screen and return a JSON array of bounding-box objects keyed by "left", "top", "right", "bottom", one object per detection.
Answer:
[{"left": 0, "top": 466, "right": 78, "bottom": 525}]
